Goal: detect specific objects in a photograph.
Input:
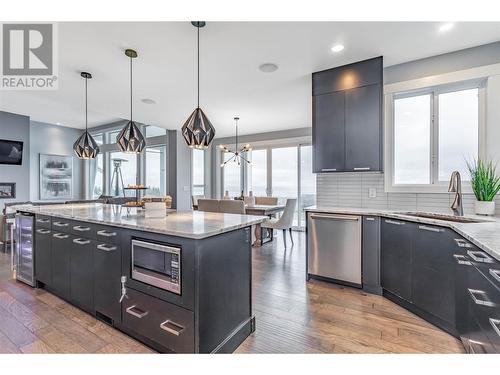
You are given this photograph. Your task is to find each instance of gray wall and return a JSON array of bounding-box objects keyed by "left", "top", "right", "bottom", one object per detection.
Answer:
[
  {"left": 30, "top": 120, "right": 85, "bottom": 201},
  {"left": 0, "top": 111, "right": 30, "bottom": 211}
]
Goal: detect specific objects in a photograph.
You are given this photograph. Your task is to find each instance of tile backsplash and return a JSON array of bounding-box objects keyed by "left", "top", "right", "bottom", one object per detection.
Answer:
[{"left": 317, "top": 172, "right": 500, "bottom": 215}]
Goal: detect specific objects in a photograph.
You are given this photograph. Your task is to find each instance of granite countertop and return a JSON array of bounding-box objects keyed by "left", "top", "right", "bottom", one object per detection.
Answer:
[
  {"left": 17, "top": 203, "right": 266, "bottom": 239},
  {"left": 305, "top": 206, "right": 500, "bottom": 262}
]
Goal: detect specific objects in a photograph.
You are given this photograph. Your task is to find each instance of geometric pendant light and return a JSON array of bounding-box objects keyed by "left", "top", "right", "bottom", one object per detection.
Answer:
[
  {"left": 181, "top": 21, "right": 216, "bottom": 149},
  {"left": 73, "top": 72, "right": 100, "bottom": 159},
  {"left": 116, "top": 49, "right": 146, "bottom": 154}
]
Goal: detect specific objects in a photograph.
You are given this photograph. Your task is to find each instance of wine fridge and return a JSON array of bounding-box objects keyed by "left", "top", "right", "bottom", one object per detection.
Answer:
[{"left": 15, "top": 212, "right": 35, "bottom": 286}]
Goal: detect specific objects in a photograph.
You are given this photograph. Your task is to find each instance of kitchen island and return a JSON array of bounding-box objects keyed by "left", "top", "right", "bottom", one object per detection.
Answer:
[{"left": 16, "top": 203, "right": 265, "bottom": 353}]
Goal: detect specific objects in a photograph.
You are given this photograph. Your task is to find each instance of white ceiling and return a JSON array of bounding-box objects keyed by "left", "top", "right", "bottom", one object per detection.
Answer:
[{"left": 1, "top": 22, "right": 499, "bottom": 138}]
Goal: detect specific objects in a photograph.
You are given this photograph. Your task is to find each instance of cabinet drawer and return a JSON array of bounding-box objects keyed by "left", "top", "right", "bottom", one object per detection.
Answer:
[
  {"left": 70, "top": 222, "right": 96, "bottom": 238},
  {"left": 35, "top": 215, "right": 51, "bottom": 229},
  {"left": 122, "top": 288, "right": 194, "bottom": 353},
  {"left": 94, "top": 225, "right": 120, "bottom": 244},
  {"left": 52, "top": 218, "right": 72, "bottom": 233}
]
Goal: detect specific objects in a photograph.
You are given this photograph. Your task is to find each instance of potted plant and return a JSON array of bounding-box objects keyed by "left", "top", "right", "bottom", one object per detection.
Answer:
[{"left": 466, "top": 159, "right": 500, "bottom": 216}]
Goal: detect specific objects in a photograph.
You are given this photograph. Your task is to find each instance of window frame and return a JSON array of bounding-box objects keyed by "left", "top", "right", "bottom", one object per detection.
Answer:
[
  {"left": 385, "top": 79, "right": 486, "bottom": 193},
  {"left": 191, "top": 148, "right": 206, "bottom": 196}
]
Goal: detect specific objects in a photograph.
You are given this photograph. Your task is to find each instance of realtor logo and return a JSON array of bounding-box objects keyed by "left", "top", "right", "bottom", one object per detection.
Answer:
[{"left": 1, "top": 23, "right": 58, "bottom": 90}]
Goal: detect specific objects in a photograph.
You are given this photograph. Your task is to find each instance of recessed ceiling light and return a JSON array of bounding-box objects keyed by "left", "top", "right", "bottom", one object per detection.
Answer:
[
  {"left": 141, "top": 98, "right": 156, "bottom": 105},
  {"left": 56, "top": 122, "right": 61, "bottom": 125},
  {"left": 439, "top": 23, "right": 454, "bottom": 33},
  {"left": 331, "top": 44, "right": 345, "bottom": 53},
  {"left": 259, "top": 63, "right": 279, "bottom": 73}
]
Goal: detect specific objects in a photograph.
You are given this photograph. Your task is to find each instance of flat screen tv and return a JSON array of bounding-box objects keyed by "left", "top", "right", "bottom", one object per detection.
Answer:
[{"left": 0, "top": 139, "right": 24, "bottom": 165}]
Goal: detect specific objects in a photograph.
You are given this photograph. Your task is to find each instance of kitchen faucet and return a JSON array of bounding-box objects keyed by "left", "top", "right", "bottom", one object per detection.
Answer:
[{"left": 448, "top": 171, "right": 463, "bottom": 216}]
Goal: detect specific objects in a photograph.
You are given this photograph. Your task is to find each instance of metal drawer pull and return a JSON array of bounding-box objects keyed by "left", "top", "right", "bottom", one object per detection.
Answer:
[
  {"left": 53, "top": 222, "right": 69, "bottom": 227},
  {"left": 490, "top": 318, "right": 500, "bottom": 338},
  {"left": 126, "top": 305, "right": 148, "bottom": 319},
  {"left": 160, "top": 320, "right": 185, "bottom": 336},
  {"left": 73, "top": 238, "right": 90, "bottom": 245},
  {"left": 418, "top": 225, "right": 443, "bottom": 233},
  {"left": 97, "top": 244, "right": 117, "bottom": 252},
  {"left": 365, "top": 217, "right": 375, "bottom": 221},
  {"left": 36, "top": 229, "right": 50, "bottom": 234},
  {"left": 97, "top": 230, "right": 117, "bottom": 237},
  {"left": 489, "top": 269, "right": 500, "bottom": 284},
  {"left": 73, "top": 225, "right": 90, "bottom": 232},
  {"left": 385, "top": 219, "right": 404, "bottom": 226},
  {"left": 468, "top": 289, "right": 495, "bottom": 307},
  {"left": 353, "top": 167, "right": 370, "bottom": 171},
  {"left": 36, "top": 218, "right": 49, "bottom": 223},
  {"left": 310, "top": 214, "right": 359, "bottom": 221},
  {"left": 52, "top": 233, "right": 69, "bottom": 239},
  {"left": 453, "top": 254, "right": 471, "bottom": 266},
  {"left": 467, "top": 250, "right": 494, "bottom": 264},
  {"left": 454, "top": 238, "right": 472, "bottom": 248},
  {"left": 321, "top": 168, "right": 337, "bottom": 172}
]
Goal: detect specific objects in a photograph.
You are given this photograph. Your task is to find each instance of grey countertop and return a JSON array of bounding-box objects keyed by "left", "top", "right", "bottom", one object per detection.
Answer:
[
  {"left": 305, "top": 206, "right": 500, "bottom": 262},
  {"left": 17, "top": 203, "right": 266, "bottom": 239}
]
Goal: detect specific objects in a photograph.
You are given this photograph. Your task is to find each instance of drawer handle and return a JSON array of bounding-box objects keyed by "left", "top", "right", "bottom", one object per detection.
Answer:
[
  {"left": 353, "top": 167, "right": 370, "bottom": 171},
  {"left": 365, "top": 217, "right": 375, "bottom": 221},
  {"left": 490, "top": 318, "right": 500, "bottom": 338},
  {"left": 126, "top": 305, "right": 148, "bottom": 319},
  {"left": 73, "top": 225, "right": 90, "bottom": 232},
  {"left": 453, "top": 254, "right": 471, "bottom": 266},
  {"left": 467, "top": 250, "right": 494, "bottom": 264},
  {"left": 321, "top": 168, "right": 337, "bottom": 172},
  {"left": 36, "top": 218, "right": 50, "bottom": 223},
  {"left": 160, "top": 320, "right": 185, "bottom": 336},
  {"left": 97, "top": 230, "right": 117, "bottom": 237},
  {"left": 468, "top": 289, "right": 495, "bottom": 307},
  {"left": 73, "top": 238, "right": 90, "bottom": 245},
  {"left": 310, "top": 214, "right": 359, "bottom": 221},
  {"left": 36, "top": 229, "right": 50, "bottom": 234},
  {"left": 418, "top": 225, "right": 443, "bottom": 233},
  {"left": 52, "top": 233, "right": 69, "bottom": 239},
  {"left": 53, "top": 222, "right": 69, "bottom": 227},
  {"left": 489, "top": 269, "right": 500, "bottom": 284},
  {"left": 97, "top": 244, "right": 117, "bottom": 252},
  {"left": 385, "top": 219, "right": 404, "bottom": 226},
  {"left": 454, "top": 238, "right": 472, "bottom": 248}
]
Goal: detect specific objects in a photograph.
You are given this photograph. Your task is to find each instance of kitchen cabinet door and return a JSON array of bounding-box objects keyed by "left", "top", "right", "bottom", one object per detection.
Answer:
[
  {"left": 312, "top": 91, "right": 345, "bottom": 173},
  {"left": 70, "top": 237, "right": 94, "bottom": 312},
  {"left": 412, "top": 225, "right": 456, "bottom": 328},
  {"left": 344, "top": 84, "right": 382, "bottom": 172},
  {"left": 362, "top": 216, "right": 381, "bottom": 295},
  {"left": 93, "top": 242, "right": 121, "bottom": 322},
  {"left": 51, "top": 232, "right": 72, "bottom": 299},
  {"left": 35, "top": 227, "right": 52, "bottom": 286},
  {"left": 381, "top": 219, "right": 413, "bottom": 301}
]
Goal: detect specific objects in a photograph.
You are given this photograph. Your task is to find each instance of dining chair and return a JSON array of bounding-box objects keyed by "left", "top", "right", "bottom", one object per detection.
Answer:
[
  {"left": 191, "top": 195, "right": 205, "bottom": 207},
  {"left": 219, "top": 200, "right": 246, "bottom": 214},
  {"left": 197, "top": 199, "right": 220, "bottom": 213},
  {"left": 244, "top": 196, "right": 256, "bottom": 206},
  {"left": 255, "top": 197, "right": 278, "bottom": 205},
  {"left": 260, "top": 198, "right": 297, "bottom": 248}
]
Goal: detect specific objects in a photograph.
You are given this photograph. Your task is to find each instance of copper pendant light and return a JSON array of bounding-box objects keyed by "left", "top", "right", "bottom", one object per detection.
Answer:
[
  {"left": 116, "top": 49, "right": 146, "bottom": 154},
  {"left": 181, "top": 21, "right": 216, "bottom": 149},
  {"left": 73, "top": 72, "right": 100, "bottom": 159}
]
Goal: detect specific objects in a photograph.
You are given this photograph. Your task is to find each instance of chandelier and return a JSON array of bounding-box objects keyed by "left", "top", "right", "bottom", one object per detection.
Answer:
[{"left": 220, "top": 117, "right": 252, "bottom": 167}]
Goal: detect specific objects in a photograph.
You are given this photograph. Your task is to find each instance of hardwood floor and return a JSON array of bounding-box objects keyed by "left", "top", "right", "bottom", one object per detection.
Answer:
[{"left": 0, "top": 231, "right": 465, "bottom": 354}]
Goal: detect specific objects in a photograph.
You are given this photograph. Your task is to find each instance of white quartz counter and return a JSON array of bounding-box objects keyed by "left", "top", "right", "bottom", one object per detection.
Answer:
[
  {"left": 17, "top": 203, "right": 266, "bottom": 239},
  {"left": 305, "top": 206, "right": 500, "bottom": 262}
]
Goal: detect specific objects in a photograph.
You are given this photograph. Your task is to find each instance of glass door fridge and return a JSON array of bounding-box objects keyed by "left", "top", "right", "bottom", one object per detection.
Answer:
[{"left": 15, "top": 212, "right": 35, "bottom": 286}]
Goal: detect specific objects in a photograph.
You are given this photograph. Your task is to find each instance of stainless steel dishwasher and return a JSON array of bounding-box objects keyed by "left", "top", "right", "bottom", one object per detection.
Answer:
[{"left": 307, "top": 212, "right": 362, "bottom": 286}]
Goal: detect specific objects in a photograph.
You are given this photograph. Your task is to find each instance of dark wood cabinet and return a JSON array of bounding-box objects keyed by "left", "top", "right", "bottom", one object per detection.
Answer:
[
  {"left": 362, "top": 216, "right": 381, "bottom": 295},
  {"left": 312, "top": 91, "right": 345, "bottom": 172},
  {"left": 312, "top": 56, "right": 383, "bottom": 173},
  {"left": 93, "top": 241, "right": 121, "bottom": 322},
  {"left": 51, "top": 232, "right": 72, "bottom": 299},
  {"left": 380, "top": 218, "right": 413, "bottom": 302},
  {"left": 70, "top": 237, "right": 94, "bottom": 312},
  {"left": 35, "top": 227, "right": 52, "bottom": 286}
]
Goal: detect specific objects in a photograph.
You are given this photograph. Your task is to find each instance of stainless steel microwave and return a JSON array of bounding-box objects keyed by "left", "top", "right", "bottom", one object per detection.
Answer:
[{"left": 131, "top": 239, "right": 181, "bottom": 295}]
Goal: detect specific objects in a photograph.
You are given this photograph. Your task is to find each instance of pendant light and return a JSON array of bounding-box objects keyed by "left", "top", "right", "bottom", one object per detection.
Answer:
[
  {"left": 181, "top": 21, "right": 216, "bottom": 149},
  {"left": 220, "top": 117, "right": 252, "bottom": 167},
  {"left": 116, "top": 49, "right": 146, "bottom": 154},
  {"left": 73, "top": 72, "right": 100, "bottom": 159}
]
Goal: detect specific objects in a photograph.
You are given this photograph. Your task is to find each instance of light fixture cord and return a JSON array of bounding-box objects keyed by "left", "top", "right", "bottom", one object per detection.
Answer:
[
  {"left": 130, "top": 56, "right": 133, "bottom": 121},
  {"left": 85, "top": 76, "right": 88, "bottom": 131},
  {"left": 197, "top": 25, "right": 200, "bottom": 108},
  {"left": 235, "top": 118, "right": 238, "bottom": 151}
]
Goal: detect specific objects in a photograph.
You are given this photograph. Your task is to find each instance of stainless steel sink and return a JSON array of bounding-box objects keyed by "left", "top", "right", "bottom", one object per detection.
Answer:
[{"left": 399, "top": 212, "right": 488, "bottom": 223}]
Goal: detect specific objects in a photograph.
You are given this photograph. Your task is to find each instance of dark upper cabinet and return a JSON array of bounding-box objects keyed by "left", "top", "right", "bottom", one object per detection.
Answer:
[
  {"left": 380, "top": 218, "right": 413, "bottom": 302},
  {"left": 312, "top": 56, "right": 383, "bottom": 173},
  {"left": 345, "top": 84, "right": 382, "bottom": 171},
  {"left": 35, "top": 227, "right": 52, "bottom": 286},
  {"left": 312, "top": 91, "right": 345, "bottom": 172},
  {"left": 70, "top": 237, "right": 94, "bottom": 312}
]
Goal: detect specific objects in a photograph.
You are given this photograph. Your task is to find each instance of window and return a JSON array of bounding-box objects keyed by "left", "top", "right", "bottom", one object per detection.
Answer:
[
  {"left": 391, "top": 84, "right": 481, "bottom": 190},
  {"left": 146, "top": 125, "right": 167, "bottom": 138},
  {"left": 192, "top": 149, "right": 205, "bottom": 196},
  {"left": 90, "top": 153, "right": 103, "bottom": 198},
  {"left": 109, "top": 151, "right": 137, "bottom": 196},
  {"left": 146, "top": 146, "right": 166, "bottom": 196},
  {"left": 222, "top": 152, "right": 242, "bottom": 197},
  {"left": 299, "top": 145, "right": 316, "bottom": 227},
  {"left": 247, "top": 149, "right": 267, "bottom": 196}
]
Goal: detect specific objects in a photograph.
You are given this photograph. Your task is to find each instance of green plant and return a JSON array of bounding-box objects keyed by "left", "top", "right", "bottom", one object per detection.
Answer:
[{"left": 466, "top": 159, "right": 500, "bottom": 201}]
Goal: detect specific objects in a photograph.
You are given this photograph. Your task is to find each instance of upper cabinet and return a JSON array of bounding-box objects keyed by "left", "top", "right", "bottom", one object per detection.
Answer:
[{"left": 312, "top": 56, "right": 383, "bottom": 173}]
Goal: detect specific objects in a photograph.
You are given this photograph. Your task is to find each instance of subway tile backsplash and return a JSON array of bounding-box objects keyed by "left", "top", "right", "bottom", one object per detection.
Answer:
[{"left": 317, "top": 172, "right": 500, "bottom": 215}]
